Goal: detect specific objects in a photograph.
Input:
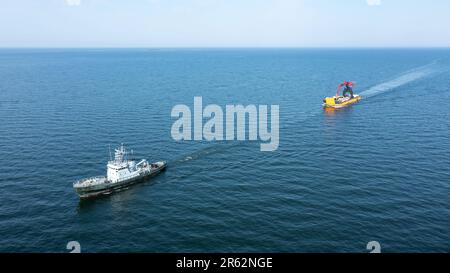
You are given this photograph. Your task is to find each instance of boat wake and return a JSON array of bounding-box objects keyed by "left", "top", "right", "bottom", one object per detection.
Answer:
[
  {"left": 171, "top": 143, "right": 238, "bottom": 166},
  {"left": 360, "top": 61, "right": 442, "bottom": 98}
]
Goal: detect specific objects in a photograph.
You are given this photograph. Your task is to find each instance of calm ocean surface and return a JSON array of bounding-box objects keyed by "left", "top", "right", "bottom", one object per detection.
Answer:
[{"left": 0, "top": 49, "right": 449, "bottom": 253}]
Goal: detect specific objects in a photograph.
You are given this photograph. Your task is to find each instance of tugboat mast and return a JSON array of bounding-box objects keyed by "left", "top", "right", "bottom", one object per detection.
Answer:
[{"left": 114, "top": 144, "right": 126, "bottom": 163}]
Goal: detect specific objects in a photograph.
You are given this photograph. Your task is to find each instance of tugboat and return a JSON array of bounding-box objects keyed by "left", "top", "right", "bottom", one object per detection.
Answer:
[
  {"left": 323, "top": 81, "right": 362, "bottom": 109},
  {"left": 73, "top": 144, "right": 166, "bottom": 199}
]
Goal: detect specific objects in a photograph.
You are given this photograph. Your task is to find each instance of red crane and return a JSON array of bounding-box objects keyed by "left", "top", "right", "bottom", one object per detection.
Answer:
[{"left": 336, "top": 81, "right": 355, "bottom": 96}]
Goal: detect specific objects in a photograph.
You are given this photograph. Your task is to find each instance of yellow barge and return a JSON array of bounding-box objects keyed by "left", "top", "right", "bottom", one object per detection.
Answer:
[{"left": 323, "top": 95, "right": 362, "bottom": 109}]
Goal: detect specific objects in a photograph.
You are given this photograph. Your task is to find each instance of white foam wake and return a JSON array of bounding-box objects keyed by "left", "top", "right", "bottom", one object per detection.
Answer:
[{"left": 360, "top": 63, "right": 436, "bottom": 98}]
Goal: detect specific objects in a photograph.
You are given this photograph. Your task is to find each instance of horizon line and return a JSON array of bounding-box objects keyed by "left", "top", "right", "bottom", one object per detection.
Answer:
[{"left": 1, "top": 46, "right": 450, "bottom": 50}]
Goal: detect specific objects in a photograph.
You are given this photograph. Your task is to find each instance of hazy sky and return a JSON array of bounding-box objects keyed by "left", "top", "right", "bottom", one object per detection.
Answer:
[{"left": 1, "top": 0, "right": 449, "bottom": 47}]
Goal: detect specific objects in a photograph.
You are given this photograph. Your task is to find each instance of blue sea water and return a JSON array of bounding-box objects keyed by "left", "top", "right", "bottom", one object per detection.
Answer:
[{"left": 0, "top": 49, "right": 450, "bottom": 253}]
